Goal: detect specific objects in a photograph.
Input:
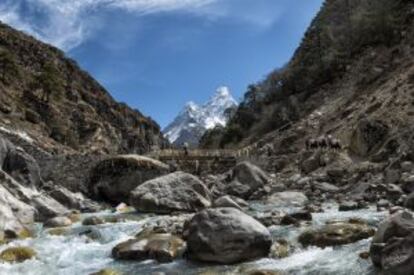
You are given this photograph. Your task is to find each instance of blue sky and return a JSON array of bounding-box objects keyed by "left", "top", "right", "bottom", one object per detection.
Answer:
[{"left": 0, "top": 0, "right": 323, "bottom": 128}]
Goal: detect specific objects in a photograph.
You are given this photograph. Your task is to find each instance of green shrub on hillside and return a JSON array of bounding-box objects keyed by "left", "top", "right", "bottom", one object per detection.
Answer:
[
  {"left": 34, "top": 62, "right": 64, "bottom": 102},
  {"left": 219, "top": 125, "right": 244, "bottom": 148},
  {"left": 0, "top": 49, "right": 21, "bottom": 85}
]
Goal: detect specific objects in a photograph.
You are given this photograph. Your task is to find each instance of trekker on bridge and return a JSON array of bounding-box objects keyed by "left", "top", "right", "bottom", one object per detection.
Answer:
[{"left": 183, "top": 142, "right": 189, "bottom": 156}]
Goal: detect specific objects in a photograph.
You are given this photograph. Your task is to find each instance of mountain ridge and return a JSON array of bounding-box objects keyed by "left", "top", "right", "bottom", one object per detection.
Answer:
[
  {"left": 0, "top": 21, "right": 168, "bottom": 155},
  {"left": 201, "top": 0, "right": 413, "bottom": 151}
]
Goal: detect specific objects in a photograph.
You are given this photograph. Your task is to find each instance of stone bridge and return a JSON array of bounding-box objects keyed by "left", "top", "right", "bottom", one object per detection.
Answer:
[
  {"left": 146, "top": 123, "right": 294, "bottom": 174},
  {"left": 146, "top": 148, "right": 255, "bottom": 175}
]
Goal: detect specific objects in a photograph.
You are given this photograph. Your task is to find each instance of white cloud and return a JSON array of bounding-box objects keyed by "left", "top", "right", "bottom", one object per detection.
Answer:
[
  {"left": 0, "top": 0, "right": 216, "bottom": 50},
  {"left": 197, "top": 0, "right": 285, "bottom": 28},
  {"left": 0, "top": 0, "right": 286, "bottom": 51}
]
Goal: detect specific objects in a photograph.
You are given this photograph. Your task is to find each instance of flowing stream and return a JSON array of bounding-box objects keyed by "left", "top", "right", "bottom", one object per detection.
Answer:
[{"left": 0, "top": 204, "right": 387, "bottom": 275}]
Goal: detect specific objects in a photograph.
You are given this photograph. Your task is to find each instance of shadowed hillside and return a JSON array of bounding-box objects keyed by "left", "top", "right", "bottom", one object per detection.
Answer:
[{"left": 0, "top": 22, "right": 168, "bottom": 154}]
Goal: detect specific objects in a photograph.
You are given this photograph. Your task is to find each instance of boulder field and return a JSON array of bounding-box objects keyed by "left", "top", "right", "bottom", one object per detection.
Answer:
[{"left": 1, "top": 129, "right": 414, "bottom": 273}]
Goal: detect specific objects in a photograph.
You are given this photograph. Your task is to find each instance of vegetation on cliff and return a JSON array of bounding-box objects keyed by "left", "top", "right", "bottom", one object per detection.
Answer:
[
  {"left": 0, "top": 22, "right": 168, "bottom": 154},
  {"left": 201, "top": 0, "right": 412, "bottom": 149}
]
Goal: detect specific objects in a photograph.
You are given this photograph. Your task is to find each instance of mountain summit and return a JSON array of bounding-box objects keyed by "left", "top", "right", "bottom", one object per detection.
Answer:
[{"left": 163, "top": 86, "right": 238, "bottom": 147}]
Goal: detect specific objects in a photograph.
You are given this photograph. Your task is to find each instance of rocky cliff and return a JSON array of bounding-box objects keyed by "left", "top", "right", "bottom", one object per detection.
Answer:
[
  {"left": 0, "top": 22, "right": 168, "bottom": 155},
  {"left": 201, "top": 0, "right": 414, "bottom": 155}
]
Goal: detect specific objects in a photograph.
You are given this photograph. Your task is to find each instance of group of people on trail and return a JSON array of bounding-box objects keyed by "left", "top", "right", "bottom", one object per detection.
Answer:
[
  {"left": 180, "top": 134, "right": 341, "bottom": 156},
  {"left": 305, "top": 135, "right": 342, "bottom": 151}
]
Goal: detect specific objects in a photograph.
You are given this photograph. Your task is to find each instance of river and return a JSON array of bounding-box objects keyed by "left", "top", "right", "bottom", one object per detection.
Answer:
[{"left": 0, "top": 203, "right": 387, "bottom": 275}]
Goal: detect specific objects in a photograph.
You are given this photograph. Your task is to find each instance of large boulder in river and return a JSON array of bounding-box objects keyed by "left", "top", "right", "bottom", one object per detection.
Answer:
[
  {"left": 186, "top": 208, "right": 272, "bottom": 264},
  {"left": 267, "top": 192, "right": 308, "bottom": 208},
  {"left": 82, "top": 216, "right": 105, "bottom": 226},
  {"left": 0, "top": 247, "right": 37, "bottom": 263},
  {"left": 225, "top": 162, "right": 270, "bottom": 200},
  {"left": 44, "top": 216, "right": 72, "bottom": 228},
  {"left": 89, "top": 155, "right": 169, "bottom": 203},
  {"left": 370, "top": 211, "right": 414, "bottom": 274},
  {"left": 299, "top": 219, "right": 375, "bottom": 248},
  {"left": 129, "top": 172, "right": 211, "bottom": 214},
  {"left": 112, "top": 233, "right": 186, "bottom": 263}
]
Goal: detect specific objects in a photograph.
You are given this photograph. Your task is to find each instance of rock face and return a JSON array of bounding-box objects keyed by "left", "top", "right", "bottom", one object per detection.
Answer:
[
  {"left": 350, "top": 118, "right": 389, "bottom": 157},
  {"left": 267, "top": 192, "right": 308, "bottom": 208},
  {"left": 2, "top": 146, "right": 42, "bottom": 188},
  {"left": 32, "top": 195, "right": 68, "bottom": 221},
  {"left": 130, "top": 172, "right": 211, "bottom": 214},
  {"left": 0, "top": 137, "right": 42, "bottom": 189},
  {"left": 112, "top": 233, "right": 186, "bottom": 263},
  {"left": 299, "top": 220, "right": 375, "bottom": 248},
  {"left": 225, "top": 162, "right": 270, "bottom": 200},
  {"left": 300, "top": 152, "right": 323, "bottom": 174},
  {"left": 0, "top": 136, "right": 69, "bottom": 222},
  {"left": 48, "top": 185, "right": 101, "bottom": 212},
  {"left": 89, "top": 155, "right": 169, "bottom": 204},
  {"left": 186, "top": 208, "right": 272, "bottom": 264},
  {"left": 0, "top": 165, "right": 67, "bottom": 221},
  {"left": 0, "top": 181, "right": 35, "bottom": 236},
  {"left": 370, "top": 211, "right": 414, "bottom": 274}
]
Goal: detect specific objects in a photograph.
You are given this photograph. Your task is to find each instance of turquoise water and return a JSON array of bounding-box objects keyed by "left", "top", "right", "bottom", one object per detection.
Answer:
[{"left": 0, "top": 204, "right": 387, "bottom": 275}]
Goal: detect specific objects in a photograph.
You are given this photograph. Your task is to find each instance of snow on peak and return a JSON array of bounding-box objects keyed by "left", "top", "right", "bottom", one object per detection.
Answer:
[
  {"left": 215, "top": 86, "right": 231, "bottom": 97},
  {"left": 163, "top": 86, "right": 238, "bottom": 145},
  {"left": 185, "top": 101, "right": 199, "bottom": 110}
]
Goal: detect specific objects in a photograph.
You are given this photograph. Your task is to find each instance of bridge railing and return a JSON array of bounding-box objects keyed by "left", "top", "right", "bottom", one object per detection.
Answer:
[
  {"left": 147, "top": 142, "right": 267, "bottom": 160},
  {"left": 147, "top": 149, "right": 239, "bottom": 159}
]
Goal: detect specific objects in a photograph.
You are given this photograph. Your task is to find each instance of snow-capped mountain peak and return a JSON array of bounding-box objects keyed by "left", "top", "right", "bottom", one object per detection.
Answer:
[
  {"left": 203, "top": 86, "right": 238, "bottom": 129},
  {"left": 215, "top": 86, "right": 231, "bottom": 97},
  {"left": 180, "top": 101, "right": 200, "bottom": 117},
  {"left": 163, "top": 86, "right": 238, "bottom": 146},
  {"left": 184, "top": 101, "right": 199, "bottom": 111}
]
